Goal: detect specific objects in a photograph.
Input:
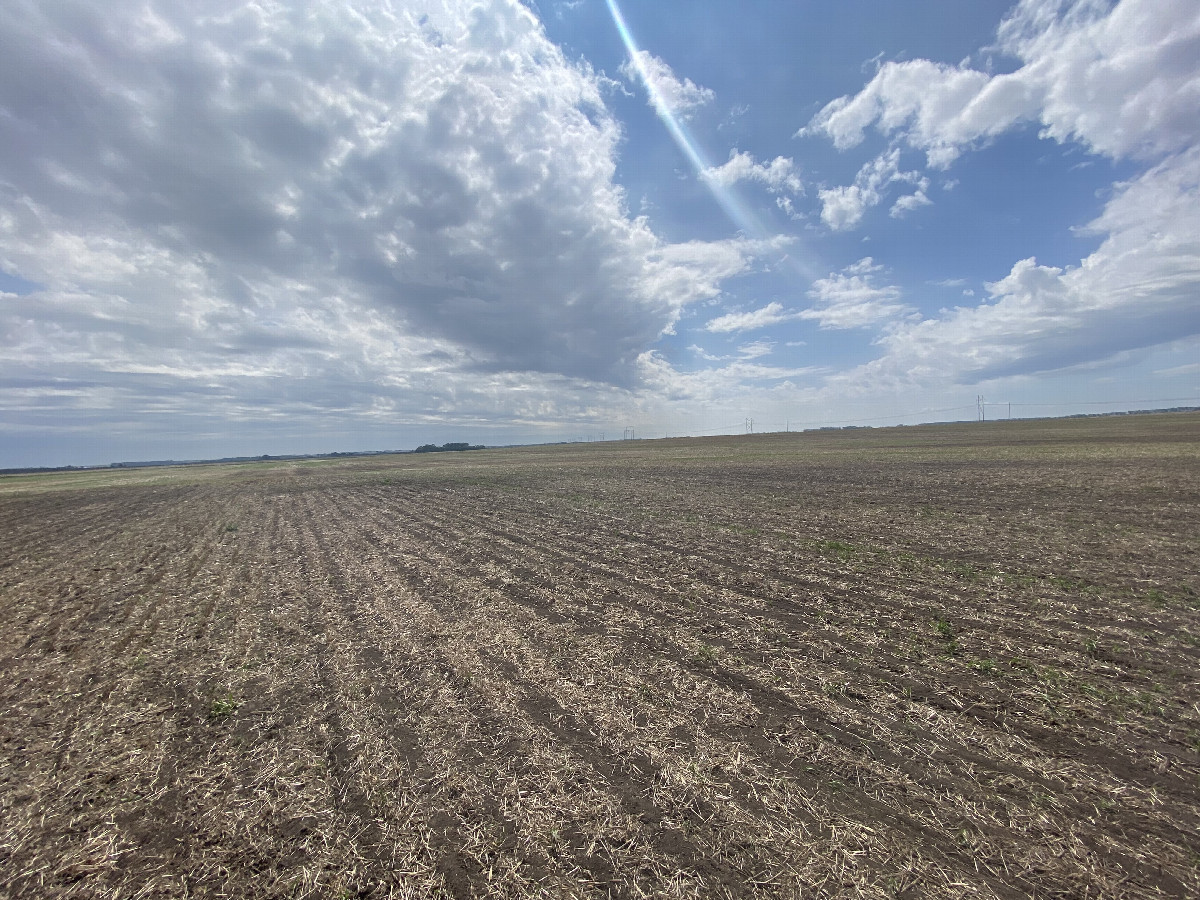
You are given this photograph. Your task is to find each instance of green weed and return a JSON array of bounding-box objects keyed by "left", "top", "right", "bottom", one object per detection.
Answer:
[
  {"left": 208, "top": 695, "right": 239, "bottom": 720},
  {"left": 1002, "top": 572, "right": 1037, "bottom": 589},
  {"left": 693, "top": 643, "right": 719, "bottom": 665},
  {"left": 1037, "top": 665, "right": 1066, "bottom": 684},
  {"left": 822, "top": 680, "right": 850, "bottom": 698},
  {"left": 1047, "top": 574, "right": 1085, "bottom": 591},
  {"left": 1145, "top": 588, "right": 1168, "bottom": 607},
  {"left": 941, "top": 560, "right": 980, "bottom": 580},
  {"left": 933, "top": 617, "right": 959, "bottom": 656}
]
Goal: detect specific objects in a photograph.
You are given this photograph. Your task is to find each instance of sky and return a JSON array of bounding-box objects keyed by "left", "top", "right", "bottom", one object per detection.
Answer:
[{"left": 1, "top": 0, "right": 1198, "bottom": 466}]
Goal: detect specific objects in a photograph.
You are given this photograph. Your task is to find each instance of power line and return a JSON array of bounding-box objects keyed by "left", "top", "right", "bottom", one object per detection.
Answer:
[
  {"left": 998, "top": 397, "right": 1200, "bottom": 407},
  {"left": 785, "top": 406, "right": 976, "bottom": 428},
  {"left": 497, "top": 397, "right": 1200, "bottom": 447}
]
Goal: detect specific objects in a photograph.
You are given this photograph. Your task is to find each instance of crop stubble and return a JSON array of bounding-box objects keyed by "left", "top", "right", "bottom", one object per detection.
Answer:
[{"left": 1, "top": 414, "right": 1198, "bottom": 898}]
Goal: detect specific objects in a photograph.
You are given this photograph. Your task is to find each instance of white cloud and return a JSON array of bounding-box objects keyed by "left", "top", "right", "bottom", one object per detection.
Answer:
[
  {"left": 817, "top": 149, "right": 929, "bottom": 230},
  {"left": 802, "top": 61, "right": 1011, "bottom": 168},
  {"left": 0, "top": 0, "right": 771, "bottom": 451},
  {"left": 817, "top": 185, "right": 871, "bottom": 232},
  {"left": 800, "top": 0, "right": 1200, "bottom": 394},
  {"left": 802, "top": 258, "right": 913, "bottom": 329},
  {"left": 890, "top": 189, "right": 932, "bottom": 218},
  {"left": 719, "top": 103, "right": 750, "bottom": 132},
  {"left": 705, "top": 300, "right": 802, "bottom": 334},
  {"left": 829, "top": 146, "right": 1200, "bottom": 388},
  {"left": 619, "top": 50, "right": 714, "bottom": 120},
  {"left": 803, "top": 0, "right": 1200, "bottom": 167},
  {"left": 644, "top": 235, "right": 790, "bottom": 331},
  {"left": 736, "top": 340, "right": 774, "bottom": 359},
  {"left": 703, "top": 150, "right": 803, "bottom": 195},
  {"left": 638, "top": 352, "right": 822, "bottom": 408},
  {"left": 1154, "top": 361, "right": 1200, "bottom": 377},
  {"left": 688, "top": 344, "right": 725, "bottom": 362}
]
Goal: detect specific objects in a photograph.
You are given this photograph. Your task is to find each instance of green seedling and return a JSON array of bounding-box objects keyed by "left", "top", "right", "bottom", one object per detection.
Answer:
[{"left": 208, "top": 695, "right": 239, "bottom": 720}]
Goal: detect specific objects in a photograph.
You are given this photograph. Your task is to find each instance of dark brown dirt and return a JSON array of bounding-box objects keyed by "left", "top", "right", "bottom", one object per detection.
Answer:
[{"left": 1, "top": 413, "right": 1198, "bottom": 898}]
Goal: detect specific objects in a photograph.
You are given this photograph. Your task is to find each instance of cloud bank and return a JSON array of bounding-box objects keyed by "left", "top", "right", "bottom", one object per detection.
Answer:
[
  {"left": 805, "top": 0, "right": 1200, "bottom": 391},
  {"left": 0, "top": 0, "right": 771, "bottom": 453},
  {"left": 851, "top": 146, "right": 1200, "bottom": 388}
]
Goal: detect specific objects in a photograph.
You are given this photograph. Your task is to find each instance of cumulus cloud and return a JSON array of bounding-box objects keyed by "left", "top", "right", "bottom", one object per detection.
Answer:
[
  {"left": 619, "top": 49, "right": 714, "bottom": 120},
  {"left": 705, "top": 301, "right": 802, "bottom": 334},
  {"left": 638, "top": 352, "right": 821, "bottom": 409},
  {"left": 830, "top": 146, "right": 1200, "bottom": 388},
  {"left": 0, "top": 0, "right": 770, "bottom": 451},
  {"left": 802, "top": 0, "right": 1200, "bottom": 392},
  {"left": 890, "top": 189, "right": 932, "bottom": 218},
  {"left": 802, "top": 60, "right": 1013, "bottom": 168},
  {"left": 817, "top": 149, "right": 929, "bottom": 230},
  {"left": 703, "top": 150, "right": 803, "bottom": 194},
  {"left": 802, "top": 258, "right": 913, "bottom": 329},
  {"left": 643, "top": 235, "right": 786, "bottom": 316},
  {"left": 803, "top": 0, "right": 1200, "bottom": 167}
]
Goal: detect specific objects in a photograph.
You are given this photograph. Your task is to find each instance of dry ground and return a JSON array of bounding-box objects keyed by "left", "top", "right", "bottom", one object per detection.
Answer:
[{"left": 1, "top": 414, "right": 1198, "bottom": 898}]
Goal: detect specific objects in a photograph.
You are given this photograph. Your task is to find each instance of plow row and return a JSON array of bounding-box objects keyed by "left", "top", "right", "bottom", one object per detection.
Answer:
[{"left": 2, "top": 417, "right": 1198, "bottom": 897}]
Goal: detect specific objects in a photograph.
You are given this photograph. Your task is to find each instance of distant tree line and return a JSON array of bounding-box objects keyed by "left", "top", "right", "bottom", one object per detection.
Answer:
[{"left": 413, "top": 442, "right": 486, "bottom": 453}]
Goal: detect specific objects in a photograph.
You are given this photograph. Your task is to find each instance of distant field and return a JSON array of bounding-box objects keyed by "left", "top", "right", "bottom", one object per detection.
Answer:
[{"left": 2, "top": 414, "right": 1198, "bottom": 898}]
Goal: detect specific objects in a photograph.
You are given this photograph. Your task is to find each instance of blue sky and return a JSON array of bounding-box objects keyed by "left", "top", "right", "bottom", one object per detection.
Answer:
[{"left": 1, "top": 0, "right": 1198, "bottom": 466}]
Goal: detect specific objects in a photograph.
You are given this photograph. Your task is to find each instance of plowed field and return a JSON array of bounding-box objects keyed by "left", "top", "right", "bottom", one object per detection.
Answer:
[{"left": 2, "top": 414, "right": 1199, "bottom": 898}]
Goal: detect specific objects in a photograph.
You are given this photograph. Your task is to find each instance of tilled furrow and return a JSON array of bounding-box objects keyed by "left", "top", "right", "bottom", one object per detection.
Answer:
[
  {"left": 364, "top": 484, "right": 1115, "bottom": 718},
  {"left": 5, "top": 421, "right": 1198, "bottom": 900},
  {"left": 384, "top": 481, "right": 1200, "bottom": 775},
  {"left": 338, "top": 482, "right": 1200, "bottom": 897},
  {"left": 305, "top": 489, "right": 1069, "bottom": 895},
  {"left": 307, "top": 488, "right": 831, "bottom": 896},
  {"left": 348, "top": 492, "right": 1042, "bottom": 773}
]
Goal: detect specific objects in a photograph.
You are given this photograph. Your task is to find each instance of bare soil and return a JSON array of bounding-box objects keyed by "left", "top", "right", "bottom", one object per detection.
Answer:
[{"left": 2, "top": 414, "right": 1198, "bottom": 898}]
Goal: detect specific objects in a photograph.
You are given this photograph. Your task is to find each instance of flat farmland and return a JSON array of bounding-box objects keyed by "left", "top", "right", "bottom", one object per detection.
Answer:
[{"left": 2, "top": 414, "right": 1198, "bottom": 899}]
